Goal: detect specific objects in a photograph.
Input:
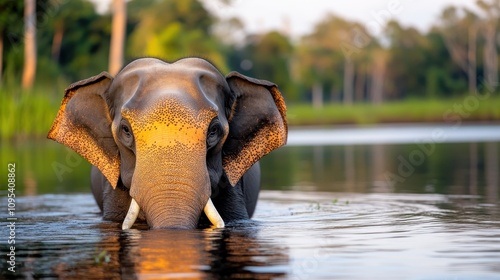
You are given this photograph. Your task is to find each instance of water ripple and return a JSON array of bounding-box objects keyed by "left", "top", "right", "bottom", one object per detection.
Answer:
[{"left": 1, "top": 191, "right": 499, "bottom": 279}]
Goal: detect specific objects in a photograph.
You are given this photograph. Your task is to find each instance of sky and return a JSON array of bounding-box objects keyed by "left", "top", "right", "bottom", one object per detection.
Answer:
[
  {"left": 92, "top": 0, "right": 481, "bottom": 39},
  {"left": 201, "top": 0, "right": 480, "bottom": 39}
]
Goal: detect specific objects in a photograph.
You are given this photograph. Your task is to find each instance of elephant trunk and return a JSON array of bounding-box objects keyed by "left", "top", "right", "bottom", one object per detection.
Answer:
[
  {"left": 128, "top": 145, "right": 214, "bottom": 229},
  {"left": 133, "top": 171, "right": 209, "bottom": 229}
]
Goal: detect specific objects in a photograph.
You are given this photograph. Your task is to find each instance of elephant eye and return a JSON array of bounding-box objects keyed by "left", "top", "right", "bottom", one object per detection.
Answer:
[
  {"left": 121, "top": 124, "right": 132, "bottom": 138},
  {"left": 207, "top": 118, "right": 222, "bottom": 149},
  {"left": 119, "top": 120, "right": 135, "bottom": 148},
  {"left": 208, "top": 125, "right": 218, "bottom": 138}
]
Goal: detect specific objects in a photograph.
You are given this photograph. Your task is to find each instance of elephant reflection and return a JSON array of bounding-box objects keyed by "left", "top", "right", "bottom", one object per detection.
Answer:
[{"left": 52, "top": 224, "right": 288, "bottom": 279}]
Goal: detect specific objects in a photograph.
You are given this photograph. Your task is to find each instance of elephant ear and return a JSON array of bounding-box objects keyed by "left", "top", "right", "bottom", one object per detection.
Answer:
[
  {"left": 223, "top": 72, "right": 288, "bottom": 186},
  {"left": 47, "top": 72, "right": 121, "bottom": 188}
]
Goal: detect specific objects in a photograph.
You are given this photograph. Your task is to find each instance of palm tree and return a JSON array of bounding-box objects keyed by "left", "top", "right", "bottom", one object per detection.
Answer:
[
  {"left": 109, "top": 0, "right": 126, "bottom": 75},
  {"left": 22, "top": 0, "right": 36, "bottom": 90},
  {"left": 370, "top": 48, "right": 388, "bottom": 104}
]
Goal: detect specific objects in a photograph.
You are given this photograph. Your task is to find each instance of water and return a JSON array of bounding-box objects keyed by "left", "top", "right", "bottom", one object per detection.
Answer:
[{"left": 1, "top": 125, "right": 500, "bottom": 279}]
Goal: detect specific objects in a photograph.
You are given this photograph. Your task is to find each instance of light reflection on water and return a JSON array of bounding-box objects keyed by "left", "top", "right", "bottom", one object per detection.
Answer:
[
  {"left": 262, "top": 135, "right": 499, "bottom": 198},
  {"left": 1, "top": 125, "right": 499, "bottom": 279},
  {"left": 1, "top": 192, "right": 499, "bottom": 279},
  {"left": 287, "top": 124, "right": 500, "bottom": 146}
]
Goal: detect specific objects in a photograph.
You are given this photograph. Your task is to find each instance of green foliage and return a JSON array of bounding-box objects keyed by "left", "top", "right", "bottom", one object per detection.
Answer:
[
  {"left": 0, "top": 0, "right": 23, "bottom": 35},
  {"left": 1, "top": 0, "right": 499, "bottom": 140},
  {"left": 37, "top": 0, "right": 111, "bottom": 81},
  {"left": 287, "top": 95, "right": 500, "bottom": 126},
  {"left": 0, "top": 86, "right": 61, "bottom": 139},
  {"left": 385, "top": 21, "right": 431, "bottom": 98},
  {"left": 230, "top": 31, "right": 296, "bottom": 101},
  {"left": 296, "top": 15, "right": 355, "bottom": 88},
  {"left": 126, "top": 0, "right": 226, "bottom": 69}
]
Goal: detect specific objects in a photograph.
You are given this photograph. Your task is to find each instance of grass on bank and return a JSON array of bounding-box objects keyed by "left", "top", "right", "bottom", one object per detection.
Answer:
[
  {"left": 287, "top": 95, "right": 500, "bottom": 126},
  {"left": 1, "top": 86, "right": 500, "bottom": 140},
  {"left": 1, "top": 87, "right": 62, "bottom": 140}
]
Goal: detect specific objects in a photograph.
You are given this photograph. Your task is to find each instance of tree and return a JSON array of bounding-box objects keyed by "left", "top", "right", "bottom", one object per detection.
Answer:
[
  {"left": 297, "top": 15, "right": 372, "bottom": 105},
  {"left": 424, "top": 29, "right": 466, "bottom": 98},
  {"left": 343, "top": 57, "right": 354, "bottom": 105},
  {"left": 37, "top": 0, "right": 111, "bottom": 80},
  {"left": 465, "top": 9, "right": 479, "bottom": 93},
  {"left": 127, "top": 0, "right": 226, "bottom": 70},
  {"left": 48, "top": 0, "right": 87, "bottom": 64},
  {"left": 385, "top": 20, "right": 433, "bottom": 98},
  {"left": 109, "top": 0, "right": 127, "bottom": 75},
  {"left": 0, "top": 1, "right": 23, "bottom": 85},
  {"left": 477, "top": 0, "right": 500, "bottom": 89},
  {"left": 369, "top": 48, "right": 388, "bottom": 104},
  {"left": 22, "top": 0, "right": 36, "bottom": 90},
  {"left": 439, "top": 6, "right": 479, "bottom": 94},
  {"left": 238, "top": 31, "right": 294, "bottom": 101}
]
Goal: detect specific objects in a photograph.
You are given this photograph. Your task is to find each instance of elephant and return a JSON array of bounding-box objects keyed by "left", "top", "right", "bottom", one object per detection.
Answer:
[{"left": 47, "top": 57, "right": 287, "bottom": 230}]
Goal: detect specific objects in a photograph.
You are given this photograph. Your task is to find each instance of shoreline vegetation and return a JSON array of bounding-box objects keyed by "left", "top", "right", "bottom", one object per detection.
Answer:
[
  {"left": 287, "top": 95, "right": 500, "bottom": 126},
  {"left": 2, "top": 87, "right": 499, "bottom": 141},
  {"left": 2, "top": 1, "right": 499, "bottom": 142}
]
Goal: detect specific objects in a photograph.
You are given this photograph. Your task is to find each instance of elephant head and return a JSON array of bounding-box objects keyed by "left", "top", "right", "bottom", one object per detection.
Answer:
[{"left": 48, "top": 58, "right": 287, "bottom": 229}]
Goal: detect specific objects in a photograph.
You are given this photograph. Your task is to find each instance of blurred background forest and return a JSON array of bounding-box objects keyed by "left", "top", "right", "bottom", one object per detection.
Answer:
[{"left": 1, "top": 0, "right": 499, "bottom": 139}]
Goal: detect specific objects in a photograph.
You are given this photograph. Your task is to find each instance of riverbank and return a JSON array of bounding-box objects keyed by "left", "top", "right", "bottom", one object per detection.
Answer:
[
  {"left": 1, "top": 87, "right": 499, "bottom": 140},
  {"left": 287, "top": 96, "right": 500, "bottom": 126},
  {"left": 1, "top": 87, "right": 62, "bottom": 140}
]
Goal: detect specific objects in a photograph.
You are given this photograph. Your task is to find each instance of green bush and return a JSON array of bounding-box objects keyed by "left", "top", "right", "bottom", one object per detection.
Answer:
[
  {"left": 1, "top": 86, "right": 499, "bottom": 141},
  {"left": 287, "top": 95, "right": 500, "bottom": 126},
  {"left": 1, "top": 87, "right": 61, "bottom": 140}
]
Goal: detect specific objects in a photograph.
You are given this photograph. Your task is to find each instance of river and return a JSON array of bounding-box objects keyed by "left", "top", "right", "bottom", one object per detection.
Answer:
[{"left": 1, "top": 124, "right": 499, "bottom": 279}]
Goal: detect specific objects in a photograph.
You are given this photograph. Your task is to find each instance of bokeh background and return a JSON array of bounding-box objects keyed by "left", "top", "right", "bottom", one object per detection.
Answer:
[
  {"left": 1, "top": 3, "right": 500, "bottom": 278},
  {"left": 1, "top": 0, "right": 499, "bottom": 140},
  {"left": 0, "top": 0, "right": 499, "bottom": 196}
]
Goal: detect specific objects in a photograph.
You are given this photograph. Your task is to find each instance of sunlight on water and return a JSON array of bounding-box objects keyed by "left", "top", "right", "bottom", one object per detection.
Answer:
[
  {"left": 287, "top": 124, "right": 500, "bottom": 146},
  {"left": 258, "top": 192, "right": 500, "bottom": 279},
  {"left": 1, "top": 125, "right": 499, "bottom": 279},
  {"left": 1, "top": 192, "right": 499, "bottom": 279}
]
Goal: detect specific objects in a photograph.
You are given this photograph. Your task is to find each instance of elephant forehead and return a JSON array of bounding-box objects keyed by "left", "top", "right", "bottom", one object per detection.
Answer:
[
  {"left": 118, "top": 70, "right": 222, "bottom": 119},
  {"left": 117, "top": 58, "right": 227, "bottom": 106},
  {"left": 123, "top": 99, "right": 217, "bottom": 148}
]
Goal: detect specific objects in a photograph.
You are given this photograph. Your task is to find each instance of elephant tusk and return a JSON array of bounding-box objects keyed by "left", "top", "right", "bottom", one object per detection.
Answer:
[
  {"left": 122, "top": 198, "right": 140, "bottom": 230},
  {"left": 204, "top": 198, "right": 225, "bottom": 228}
]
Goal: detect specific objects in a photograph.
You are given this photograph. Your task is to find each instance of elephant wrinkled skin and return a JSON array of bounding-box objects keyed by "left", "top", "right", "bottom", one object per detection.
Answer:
[{"left": 48, "top": 57, "right": 287, "bottom": 229}]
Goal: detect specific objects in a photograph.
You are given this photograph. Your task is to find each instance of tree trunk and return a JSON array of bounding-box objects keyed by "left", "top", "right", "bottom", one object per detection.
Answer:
[
  {"left": 312, "top": 82, "right": 323, "bottom": 108},
  {"left": 109, "top": 0, "right": 127, "bottom": 76},
  {"left": 442, "top": 35, "right": 467, "bottom": 71},
  {"left": 484, "top": 23, "right": 498, "bottom": 89},
  {"left": 22, "top": 0, "right": 36, "bottom": 90},
  {"left": 51, "top": 23, "right": 64, "bottom": 63},
  {"left": 330, "top": 87, "right": 339, "bottom": 102},
  {"left": 354, "top": 65, "right": 365, "bottom": 102},
  {"left": 343, "top": 58, "right": 354, "bottom": 105},
  {"left": 467, "top": 24, "right": 477, "bottom": 93},
  {"left": 442, "top": 20, "right": 478, "bottom": 94},
  {"left": 370, "top": 51, "right": 387, "bottom": 104}
]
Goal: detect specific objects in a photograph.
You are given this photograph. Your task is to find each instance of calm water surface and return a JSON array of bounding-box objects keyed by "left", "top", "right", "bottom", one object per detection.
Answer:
[{"left": 1, "top": 125, "right": 500, "bottom": 279}]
